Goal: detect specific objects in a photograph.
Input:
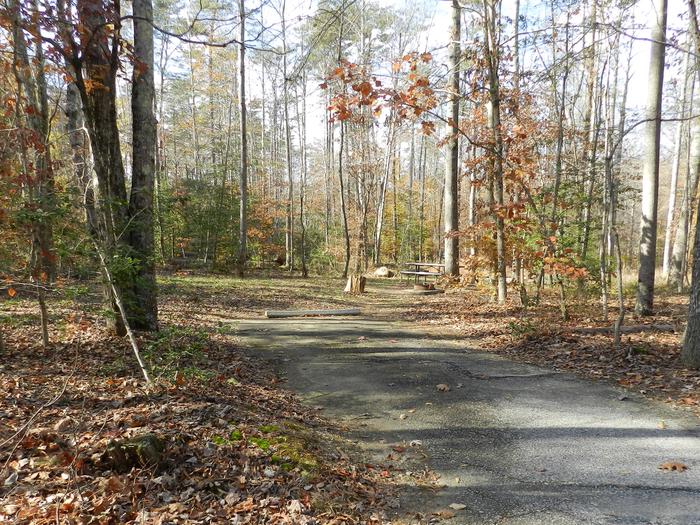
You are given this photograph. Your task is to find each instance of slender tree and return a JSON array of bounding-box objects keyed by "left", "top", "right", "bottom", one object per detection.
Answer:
[
  {"left": 635, "top": 0, "right": 668, "bottom": 316},
  {"left": 237, "top": 0, "right": 248, "bottom": 277},
  {"left": 682, "top": 0, "right": 700, "bottom": 367},
  {"left": 130, "top": 0, "right": 158, "bottom": 330},
  {"left": 444, "top": 0, "right": 460, "bottom": 277}
]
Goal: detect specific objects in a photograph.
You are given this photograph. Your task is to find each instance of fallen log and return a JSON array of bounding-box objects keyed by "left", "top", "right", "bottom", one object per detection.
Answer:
[
  {"left": 265, "top": 308, "right": 361, "bottom": 319},
  {"left": 569, "top": 324, "right": 676, "bottom": 334}
]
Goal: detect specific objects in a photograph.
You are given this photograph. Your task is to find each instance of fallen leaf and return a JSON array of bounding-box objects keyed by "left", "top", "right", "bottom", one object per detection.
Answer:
[
  {"left": 436, "top": 384, "right": 450, "bottom": 392},
  {"left": 659, "top": 461, "right": 688, "bottom": 472}
]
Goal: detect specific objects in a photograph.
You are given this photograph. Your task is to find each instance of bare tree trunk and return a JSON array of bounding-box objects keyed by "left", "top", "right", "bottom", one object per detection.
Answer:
[
  {"left": 338, "top": 122, "right": 351, "bottom": 279},
  {"left": 635, "top": 0, "right": 668, "bottom": 316},
  {"left": 444, "top": 0, "right": 461, "bottom": 276},
  {"left": 373, "top": 116, "right": 395, "bottom": 265},
  {"left": 576, "top": 0, "right": 597, "bottom": 255},
  {"left": 155, "top": 35, "right": 170, "bottom": 262},
  {"left": 404, "top": 126, "right": 415, "bottom": 260},
  {"left": 662, "top": 37, "right": 692, "bottom": 277},
  {"left": 392, "top": 151, "right": 399, "bottom": 263},
  {"left": 324, "top": 90, "right": 332, "bottom": 249},
  {"left": 419, "top": 143, "right": 429, "bottom": 261},
  {"left": 296, "top": 75, "right": 309, "bottom": 277},
  {"left": 681, "top": 0, "right": 700, "bottom": 368},
  {"left": 237, "top": 0, "right": 248, "bottom": 278},
  {"left": 10, "top": 0, "right": 56, "bottom": 283},
  {"left": 282, "top": 0, "right": 294, "bottom": 271},
  {"left": 129, "top": 0, "right": 158, "bottom": 330},
  {"left": 670, "top": 94, "right": 700, "bottom": 291},
  {"left": 66, "top": 83, "right": 97, "bottom": 236},
  {"left": 484, "top": 0, "right": 506, "bottom": 302},
  {"left": 186, "top": 43, "right": 201, "bottom": 180}
]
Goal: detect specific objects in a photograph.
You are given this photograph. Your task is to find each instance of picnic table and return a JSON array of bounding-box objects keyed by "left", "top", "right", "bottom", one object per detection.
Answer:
[{"left": 399, "top": 262, "right": 445, "bottom": 284}]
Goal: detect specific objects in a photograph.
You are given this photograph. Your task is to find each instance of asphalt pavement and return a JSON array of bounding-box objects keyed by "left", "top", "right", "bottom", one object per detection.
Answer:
[{"left": 236, "top": 317, "right": 700, "bottom": 524}]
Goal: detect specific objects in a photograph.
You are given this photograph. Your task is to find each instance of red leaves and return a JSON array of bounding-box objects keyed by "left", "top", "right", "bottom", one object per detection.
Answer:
[{"left": 352, "top": 81, "right": 372, "bottom": 97}]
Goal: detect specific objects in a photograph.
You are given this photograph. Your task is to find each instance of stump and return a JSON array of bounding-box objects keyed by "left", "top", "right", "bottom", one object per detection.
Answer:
[
  {"left": 102, "top": 433, "right": 165, "bottom": 472},
  {"left": 344, "top": 275, "right": 366, "bottom": 294}
]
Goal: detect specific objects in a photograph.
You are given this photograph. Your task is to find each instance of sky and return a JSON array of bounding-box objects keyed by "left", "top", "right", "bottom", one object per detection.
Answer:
[{"left": 240, "top": 0, "right": 691, "bottom": 147}]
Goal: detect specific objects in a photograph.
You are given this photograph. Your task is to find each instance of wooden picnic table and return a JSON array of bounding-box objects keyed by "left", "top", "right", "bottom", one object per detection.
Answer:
[{"left": 400, "top": 262, "right": 445, "bottom": 283}]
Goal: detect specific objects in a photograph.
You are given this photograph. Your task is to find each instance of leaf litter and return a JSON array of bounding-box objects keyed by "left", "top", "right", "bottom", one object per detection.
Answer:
[{"left": 0, "top": 276, "right": 408, "bottom": 524}]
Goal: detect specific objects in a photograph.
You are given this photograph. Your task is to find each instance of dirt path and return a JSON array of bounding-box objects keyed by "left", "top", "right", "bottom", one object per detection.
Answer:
[{"left": 234, "top": 303, "right": 700, "bottom": 524}]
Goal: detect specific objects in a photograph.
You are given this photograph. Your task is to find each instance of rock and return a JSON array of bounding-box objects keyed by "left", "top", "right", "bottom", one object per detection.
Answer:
[
  {"left": 374, "top": 266, "right": 394, "bottom": 278},
  {"left": 102, "top": 433, "right": 165, "bottom": 472}
]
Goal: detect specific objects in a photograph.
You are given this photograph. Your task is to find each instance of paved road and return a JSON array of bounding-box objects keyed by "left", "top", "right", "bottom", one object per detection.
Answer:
[{"left": 236, "top": 317, "right": 700, "bottom": 524}]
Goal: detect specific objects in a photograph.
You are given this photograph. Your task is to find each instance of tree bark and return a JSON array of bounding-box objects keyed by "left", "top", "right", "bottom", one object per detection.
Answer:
[
  {"left": 129, "top": 0, "right": 158, "bottom": 331},
  {"left": 662, "top": 36, "right": 692, "bottom": 277},
  {"left": 282, "top": 0, "right": 294, "bottom": 271},
  {"left": 444, "top": 0, "right": 461, "bottom": 277},
  {"left": 680, "top": 0, "right": 700, "bottom": 368},
  {"left": 669, "top": 112, "right": 700, "bottom": 291},
  {"left": 66, "top": 82, "right": 98, "bottom": 237},
  {"left": 484, "top": 0, "right": 506, "bottom": 303},
  {"left": 635, "top": 0, "right": 667, "bottom": 316},
  {"left": 10, "top": 0, "right": 56, "bottom": 282},
  {"left": 237, "top": 0, "right": 248, "bottom": 278},
  {"left": 338, "top": 121, "right": 351, "bottom": 279}
]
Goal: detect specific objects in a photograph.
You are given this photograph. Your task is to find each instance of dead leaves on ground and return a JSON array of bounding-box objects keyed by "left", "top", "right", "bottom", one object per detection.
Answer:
[
  {"left": 0, "top": 294, "right": 394, "bottom": 524},
  {"left": 659, "top": 461, "right": 688, "bottom": 472}
]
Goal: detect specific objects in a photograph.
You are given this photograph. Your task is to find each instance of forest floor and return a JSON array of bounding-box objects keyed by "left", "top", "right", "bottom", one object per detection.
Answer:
[{"left": 0, "top": 270, "right": 699, "bottom": 524}]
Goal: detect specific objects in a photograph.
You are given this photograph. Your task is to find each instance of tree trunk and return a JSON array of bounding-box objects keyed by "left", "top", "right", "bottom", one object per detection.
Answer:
[
  {"left": 682, "top": 170, "right": 700, "bottom": 366},
  {"left": 680, "top": 0, "right": 700, "bottom": 368},
  {"left": 296, "top": 74, "right": 309, "bottom": 278},
  {"left": 282, "top": 0, "right": 294, "bottom": 271},
  {"left": 635, "top": 0, "right": 668, "bottom": 316},
  {"left": 338, "top": 122, "right": 351, "bottom": 279},
  {"left": 444, "top": 0, "right": 460, "bottom": 277},
  {"left": 10, "top": 0, "right": 56, "bottom": 282},
  {"left": 66, "top": 82, "right": 97, "bottom": 237},
  {"left": 373, "top": 115, "right": 395, "bottom": 265},
  {"left": 344, "top": 275, "right": 366, "bottom": 295},
  {"left": 484, "top": 0, "right": 506, "bottom": 303},
  {"left": 669, "top": 113, "right": 700, "bottom": 291},
  {"left": 237, "top": 0, "right": 248, "bottom": 278},
  {"left": 662, "top": 36, "right": 692, "bottom": 277},
  {"left": 129, "top": 0, "right": 158, "bottom": 331}
]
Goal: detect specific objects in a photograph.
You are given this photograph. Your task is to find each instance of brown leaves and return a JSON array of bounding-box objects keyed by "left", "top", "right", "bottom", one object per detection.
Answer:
[
  {"left": 420, "top": 120, "right": 435, "bottom": 136},
  {"left": 659, "top": 462, "right": 688, "bottom": 472},
  {"left": 352, "top": 81, "right": 372, "bottom": 98},
  {"left": 0, "top": 277, "right": 394, "bottom": 524}
]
